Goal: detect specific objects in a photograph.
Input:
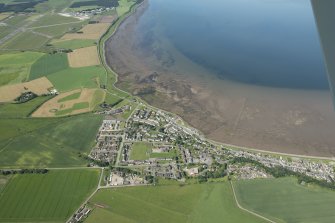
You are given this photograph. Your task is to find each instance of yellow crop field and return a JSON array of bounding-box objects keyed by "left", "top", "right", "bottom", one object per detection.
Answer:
[
  {"left": 67, "top": 46, "right": 100, "bottom": 67},
  {"left": 0, "top": 77, "right": 53, "bottom": 102},
  {"left": 61, "top": 23, "right": 110, "bottom": 40}
]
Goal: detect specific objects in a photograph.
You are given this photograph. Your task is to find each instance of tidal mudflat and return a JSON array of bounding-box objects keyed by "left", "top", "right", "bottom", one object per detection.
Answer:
[{"left": 106, "top": 0, "right": 335, "bottom": 157}]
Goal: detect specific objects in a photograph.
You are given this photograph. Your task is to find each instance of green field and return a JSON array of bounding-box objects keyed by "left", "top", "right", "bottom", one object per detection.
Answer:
[
  {"left": 130, "top": 142, "right": 153, "bottom": 160},
  {"left": 117, "top": 0, "right": 136, "bottom": 16},
  {"left": 29, "top": 53, "right": 69, "bottom": 80},
  {"left": 51, "top": 39, "right": 97, "bottom": 50},
  {"left": 86, "top": 182, "right": 266, "bottom": 223},
  {"left": 0, "top": 115, "right": 103, "bottom": 168},
  {"left": 0, "top": 96, "right": 52, "bottom": 118},
  {"left": 1, "top": 31, "right": 49, "bottom": 50},
  {"left": 234, "top": 177, "right": 335, "bottom": 223},
  {"left": 55, "top": 102, "right": 90, "bottom": 116},
  {"left": 0, "top": 52, "right": 43, "bottom": 86},
  {"left": 0, "top": 169, "right": 100, "bottom": 222},
  {"left": 47, "top": 66, "right": 105, "bottom": 92}
]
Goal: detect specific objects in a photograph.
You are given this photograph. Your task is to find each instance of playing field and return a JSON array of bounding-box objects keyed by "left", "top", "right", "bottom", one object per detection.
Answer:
[
  {"left": 61, "top": 23, "right": 110, "bottom": 40},
  {"left": 0, "top": 77, "right": 53, "bottom": 102},
  {"left": 29, "top": 53, "right": 69, "bottom": 80},
  {"left": 130, "top": 142, "right": 153, "bottom": 160},
  {"left": 68, "top": 46, "right": 100, "bottom": 68},
  {"left": 32, "top": 88, "right": 105, "bottom": 117},
  {"left": 0, "top": 169, "right": 100, "bottom": 222},
  {"left": 47, "top": 65, "right": 105, "bottom": 92},
  {"left": 0, "top": 52, "right": 43, "bottom": 86},
  {"left": 85, "top": 182, "right": 266, "bottom": 223},
  {"left": 0, "top": 115, "right": 103, "bottom": 168},
  {"left": 234, "top": 177, "right": 335, "bottom": 223}
]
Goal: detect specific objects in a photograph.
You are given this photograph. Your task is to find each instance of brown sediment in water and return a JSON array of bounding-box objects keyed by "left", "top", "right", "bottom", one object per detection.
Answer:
[{"left": 105, "top": 2, "right": 335, "bottom": 157}]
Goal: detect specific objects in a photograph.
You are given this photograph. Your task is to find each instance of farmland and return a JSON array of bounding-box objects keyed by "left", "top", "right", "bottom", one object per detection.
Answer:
[
  {"left": 33, "top": 88, "right": 105, "bottom": 117},
  {"left": 0, "top": 96, "right": 52, "bottom": 118},
  {"left": 0, "top": 77, "right": 53, "bottom": 102},
  {"left": 51, "top": 39, "right": 97, "bottom": 50},
  {"left": 0, "top": 31, "right": 49, "bottom": 50},
  {"left": 61, "top": 23, "right": 110, "bottom": 40},
  {"left": 47, "top": 65, "right": 105, "bottom": 92},
  {"left": 0, "top": 169, "right": 100, "bottom": 222},
  {"left": 234, "top": 177, "right": 335, "bottom": 223},
  {"left": 0, "top": 52, "right": 43, "bottom": 86},
  {"left": 0, "top": 115, "right": 103, "bottom": 168},
  {"left": 85, "top": 182, "right": 266, "bottom": 223},
  {"left": 29, "top": 52, "right": 69, "bottom": 80},
  {"left": 68, "top": 46, "right": 100, "bottom": 68}
]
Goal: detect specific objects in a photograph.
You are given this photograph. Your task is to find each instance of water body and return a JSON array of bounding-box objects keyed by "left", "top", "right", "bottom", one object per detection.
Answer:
[
  {"left": 106, "top": 0, "right": 335, "bottom": 156},
  {"left": 135, "top": 0, "right": 328, "bottom": 90}
]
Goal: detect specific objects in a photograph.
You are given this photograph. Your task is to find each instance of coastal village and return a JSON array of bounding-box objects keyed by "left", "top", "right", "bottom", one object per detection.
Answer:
[{"left": 88, "top": 102, "right": 335, "bottom": 184}]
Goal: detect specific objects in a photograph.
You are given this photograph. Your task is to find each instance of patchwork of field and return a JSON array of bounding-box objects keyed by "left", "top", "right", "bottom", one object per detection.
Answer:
[
  {"left": 0, "top": 96, "right": 52, "bottom": 118},
  {"left": 68, "top": 46, "right": 100, "bottom": 68},
  {"left": 0, "top": 77, "right": 53, "bottom": 102},
  {"left": 29, "top": 52, "right": 69, "bottom": 80},
  {"left": 0, "top": 51, "right": 44, "bottom": 86},
  {"left": 0, "top": 169, "right": 100, "bottom": 222},
  {"left": 234, "top": 177, "right": 335, "bottom": 223},
  {"left": 86, "top": 182, "right": 266, "bottom": 223},
  {"left": 0, "top": 115, "right": 103, "bottom": 168},
  {"left": 61, "top": 23, "right": 110, "bottom": 40},
  {"left": 32, "top": 88, "right": 105, "bottom": 117}
]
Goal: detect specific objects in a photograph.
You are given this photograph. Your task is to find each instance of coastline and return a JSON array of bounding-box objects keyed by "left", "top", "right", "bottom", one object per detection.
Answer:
[{"left": 101, "top": 0, "right": 335, "bottom": 159}]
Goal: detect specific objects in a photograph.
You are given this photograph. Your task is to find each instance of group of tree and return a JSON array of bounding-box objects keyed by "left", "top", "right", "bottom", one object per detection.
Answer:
[{"left": 1, "top": 169, "right": 48, "bottom": 175}]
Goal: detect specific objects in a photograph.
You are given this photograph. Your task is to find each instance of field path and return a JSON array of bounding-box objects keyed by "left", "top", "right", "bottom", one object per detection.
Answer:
[{"left": 230, "top": 181, "right": 277, "bottom": 223}]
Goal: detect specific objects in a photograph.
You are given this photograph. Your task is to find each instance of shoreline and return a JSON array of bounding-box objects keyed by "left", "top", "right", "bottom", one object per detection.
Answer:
[{"left": 101, "top": 0, "right": 335, "bottom": 160}]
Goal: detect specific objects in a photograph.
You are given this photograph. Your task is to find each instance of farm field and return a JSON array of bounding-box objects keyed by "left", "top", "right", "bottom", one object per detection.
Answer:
[
  {"left": 85, "top": 182, "right": 266, "bottom": 223},
  {"left": 0, "top": 31, "right": 49, "bottom": 50},
  {"left": 0, "top": 77, "right": 53, "bottom": 102},
  {"left": 61, "top": 23, "right": 110, "bottom": 40},
  {"left": 0, "top": 115, "right": 103, "bottom": 168},
  {"left": 130, "top": 142, "right": 153, "bottom": 160},
  {"left": 234, "top": 177, "right": 335, "bottom": 223},
  {"left": 0, "top": 169, "right": 100, "bottom": 222},
  {"left": 0, "top": 96, "right": 52, "bottom": 118},
  {"left": 51, "top": 39, "right": 97, "bottom": 49},
  {"left": 47, "top": 65, "right": 105, "bottom": 92},
  {"left": 68, "top": 46, "right": 100, "bottom": 68},
  {"left": 0, "top": 51, "right": 43, "bottom": 86},
  {"left": 0, "top": 12, "right": 11, "bottom": 21},
  {"left": 32, "top": 88, "right": 105, "bottom": 117},
  {"left": 29, "top": 53, "right": 69, "bottom": 80}
]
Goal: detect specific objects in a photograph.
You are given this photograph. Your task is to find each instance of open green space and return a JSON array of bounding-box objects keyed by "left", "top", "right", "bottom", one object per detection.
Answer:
[
  {"left": 47, "top": 65, "right": 105, "bottom": 92},
  {"left": 29, "top": 53, "right": 69, "bottom": 80},
  {"left": 234, "top": 177, "right": 335, "bottom": 223},
  {"left": 86, "top": 182, "right": 265, "bottom": 223},
  {"left": 0, "top": 175, "right": 11, "bottom": 193},
  {"left": 130, "top": 142, "right": 153, "bottom": 160},
  {"left": 0, "top": 169, "right": 100, "bottom": 222},
  {"left": 0, "top": 115, "right": 103, "bottom": 168},
  {"left": 1, "top": 31, "right": 49, "bottom": 50},
  {"left": 0, "top": 51, "right": 43, "bottom": 86},
  {"left": 0, "top": 96, "right": 52, "bottom": 118},
  {"left": 51, "top": 39, "right": 97, "bottom": 50}
]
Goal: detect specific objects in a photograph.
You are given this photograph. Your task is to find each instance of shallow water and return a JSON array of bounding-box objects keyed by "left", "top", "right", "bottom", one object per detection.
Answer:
[{"left": 135, "top": 0, "right": 328, "bottom": 90}]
